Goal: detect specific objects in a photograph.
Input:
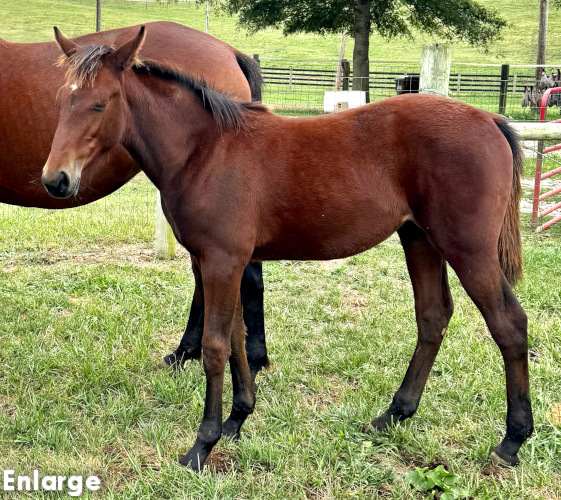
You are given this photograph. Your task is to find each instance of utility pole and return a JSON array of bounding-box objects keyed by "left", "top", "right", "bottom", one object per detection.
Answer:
[
  {"left": 535, "top": 0, "right": 548, "bottom": 84},
  {"left": 96, "top": 0, "right": 101, "bottom": 32}
]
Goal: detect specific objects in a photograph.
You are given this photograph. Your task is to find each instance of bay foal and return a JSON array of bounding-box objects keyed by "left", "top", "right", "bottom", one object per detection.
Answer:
[
  {"left": 0, "top": 22, "right": 268, "bottom": 374},
  {"left": 43, "top": 28, "right": 533, "bottom": 471}
]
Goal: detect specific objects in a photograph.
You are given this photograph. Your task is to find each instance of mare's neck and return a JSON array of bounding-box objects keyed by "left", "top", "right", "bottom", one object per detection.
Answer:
[{"left": 121, "top": 73, "right": 220, "bottom": 191}]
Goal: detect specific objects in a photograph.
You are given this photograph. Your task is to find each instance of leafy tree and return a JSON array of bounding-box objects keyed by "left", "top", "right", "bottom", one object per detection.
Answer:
[{"left": 221, "top": 0, "right": 507, "bottom": 100}]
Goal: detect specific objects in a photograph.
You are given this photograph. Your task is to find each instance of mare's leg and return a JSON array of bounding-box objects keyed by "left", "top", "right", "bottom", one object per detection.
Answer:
[
  {"left": 446, "top": 252, "right": 532, "bottom": 466},
  {"left": 222, "top": 299, "right": 256, "bottom": 438},
  {"left": 179, "top": 253, "right": 245, "bottom": 471},
  {"left": 241, "top": 262, "right": 270, "bottom": 378},
  {"left": 371, "top": 222, "right": 453, "bottom": 430},
  {"left": 162, "top": 257, "right": 204, "bottom": 368},
  {"left": 163, "top": 261, "right": 268, "bottom": 374}
]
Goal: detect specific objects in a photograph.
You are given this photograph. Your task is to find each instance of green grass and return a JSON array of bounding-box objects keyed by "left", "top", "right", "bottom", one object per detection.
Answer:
[
  {"left": 2, "top": 0, "right": 561, "bottom": 64},
  {"left": 0, "top": 158, "right": 560, "bottom": 498},
  {"left": 0, "top": 2, "right": 561, "bottom": 498},
  {"left": 3, "top": 0, "right": 561, "bottom": 118}
]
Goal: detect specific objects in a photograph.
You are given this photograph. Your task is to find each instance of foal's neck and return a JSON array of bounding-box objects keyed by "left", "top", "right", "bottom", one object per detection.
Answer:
[{"left": 122, "top": 74, "right": 221, "bottom": 191}]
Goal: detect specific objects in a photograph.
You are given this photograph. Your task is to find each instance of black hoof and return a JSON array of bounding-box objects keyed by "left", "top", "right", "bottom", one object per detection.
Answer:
[
  {"left": 490, "top": 448, "right": 519, "bottom": 467},
  {"left": 249, "top": 356, "right": 270, "bottom": 380},
  {"left": 179, "top": 450, "right": 205, "bottom": 472},
  {"left": 367, "top": 412, "right": 400, "bottom": 432},
  {"left": 222, "top": 420, "right": 242, "bottom": 441},
  {"left": 160, "top": 348, "right": 202, "bottom": 371}
]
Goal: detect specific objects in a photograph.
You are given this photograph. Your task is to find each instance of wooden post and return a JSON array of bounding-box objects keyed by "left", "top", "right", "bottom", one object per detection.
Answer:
[
  {"left": 155, "top": 191, "right": 176, "bottom": 260},
  {"left": 253, "top": 54, "right": 260, "bottom": 66},
  {"left": 510, "top": 121, "right": 561, "bottom": 139},
  {"left": 499, "top": 64, "right": 510, "bottom": 115},
  {"left": 341, "top": 60, "right": 350, "bottom": 91},
  {"left": 533, "top": 139, "right": 544, "bottom": 224},
  {"left": 335, "top": 31, "right": 347, "bottom": 91},
  {"left": 96, "top": 0, "right": 101, "bottom": 32},
  {"left": 419, "top": 44, "right": 451, "bottom": 96}
]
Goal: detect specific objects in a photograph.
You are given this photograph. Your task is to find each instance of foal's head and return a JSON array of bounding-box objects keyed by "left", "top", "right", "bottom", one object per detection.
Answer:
[{"left": 42, "top": 27, "right": 146, "bottom": 199}]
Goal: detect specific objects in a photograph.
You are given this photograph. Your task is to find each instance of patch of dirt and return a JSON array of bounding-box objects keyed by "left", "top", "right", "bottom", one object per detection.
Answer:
[
  {"left": 0, "top": 394, "right": 16, "bottom": 417},
  {"left": 400, "top": 450, "right": 449, "bottom": 471},
  {"left": 480, "top": 463, "right": 513, "bottom": 481},
  {"left": 521, "top": 177, "right": 561, "bottom": 219},
  {"left": 205, "top": 447, "right": 237, "bottom": 474},
  {"left": 343, "top": 291, "right": 368, "bottom": 309},
  {"left": 1, "top": 243, "right": 191, "bottom": 269}
]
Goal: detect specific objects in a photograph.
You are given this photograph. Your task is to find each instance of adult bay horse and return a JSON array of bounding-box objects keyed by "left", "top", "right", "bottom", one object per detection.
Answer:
[
  {"left": 43, "top": 27, "right": 533, "bottom": 471},
  {"left": 0, "top": 22, "right": 268, "bottom": 375}
]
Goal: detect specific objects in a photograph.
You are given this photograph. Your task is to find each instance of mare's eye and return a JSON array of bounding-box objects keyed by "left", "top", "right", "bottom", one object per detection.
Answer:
[{"left": 91, "top": 104, "right": 106, "bottom": 112}]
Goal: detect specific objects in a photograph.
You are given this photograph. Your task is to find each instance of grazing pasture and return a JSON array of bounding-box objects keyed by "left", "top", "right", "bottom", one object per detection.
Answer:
[
  {"left": 0, "top": 166, "right": 560, "bottom": 498},
  {"left": 3, "top": 0, "right": 561, "bottom": 63},
  {"left": 0, "top": 1, "right": 560, "bottom": 497}
]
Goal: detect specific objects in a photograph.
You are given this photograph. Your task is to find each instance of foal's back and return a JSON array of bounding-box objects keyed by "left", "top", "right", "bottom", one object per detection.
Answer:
[{"left": 231, "top": 95, "right": 514, "bottom": 261}]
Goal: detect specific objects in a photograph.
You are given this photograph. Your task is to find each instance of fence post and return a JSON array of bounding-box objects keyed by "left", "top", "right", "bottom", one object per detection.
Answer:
[
  {"left": 499, "top": 64, "right": 510, "bottom": 115},
  {"left": 419, "top": 44, "right": 451, "bottom": 96},
  {"left": 341, "top": 60, "right": 350, "bottom": 91},
  {"left": 253, "top": 54, "right": 260, "bottom": 66},
  {"left": 155, "top": 191, "right": 176, "bottom": 260}
]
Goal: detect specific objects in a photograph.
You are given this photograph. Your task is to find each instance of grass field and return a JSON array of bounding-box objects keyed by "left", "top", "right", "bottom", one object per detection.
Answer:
[
  {"left": 2, "top": 0, "right": 561, "bottom": 64},
  {"left": 3, "top": 0, "right": 560, "bottom": 120},
  {"left": 1, "top": 1, "right": 561, "bottom": 498},
  {"left": 0, "top": 166, "right": 560, "bottom": 499}
]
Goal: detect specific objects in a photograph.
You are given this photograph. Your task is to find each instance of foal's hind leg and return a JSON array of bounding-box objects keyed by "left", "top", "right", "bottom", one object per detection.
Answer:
[
  {"left": 222, "top": 299, "right": 256, "bottom": 439},
  {"left": 447, "top": 254, "right": 532, "bottom": 466},
  {"left": 371, "top": 222, "right": 453, "bottom": 430}
]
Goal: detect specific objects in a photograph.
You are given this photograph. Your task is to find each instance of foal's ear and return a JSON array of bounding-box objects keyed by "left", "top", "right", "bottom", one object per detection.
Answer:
[
  {"left": 53, "top": 27, "right": 79, "bottom": 58},
  {"left": 109, "top": 25, "right": 146, "bottom": 71}
]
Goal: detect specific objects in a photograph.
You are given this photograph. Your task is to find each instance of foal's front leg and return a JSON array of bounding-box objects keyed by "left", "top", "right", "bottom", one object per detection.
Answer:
[
  {"left": 163, "top": 260, "right": 269, "bottom": 374},
  {"left": 179, "top": 254, "right": 245, "bottom": 472},
  {"left": 223, "top": 299, "right": 256, "bottom": 438}
]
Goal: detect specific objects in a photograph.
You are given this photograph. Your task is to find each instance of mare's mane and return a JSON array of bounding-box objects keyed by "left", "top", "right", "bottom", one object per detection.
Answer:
[{"left": 59, "top": 44, "right": 269, "bottom": 132}]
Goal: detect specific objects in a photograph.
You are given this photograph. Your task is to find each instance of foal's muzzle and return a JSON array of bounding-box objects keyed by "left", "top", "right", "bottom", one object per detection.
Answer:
[{"left": 41, "top": 170, "right": 75, "bottom": 199}]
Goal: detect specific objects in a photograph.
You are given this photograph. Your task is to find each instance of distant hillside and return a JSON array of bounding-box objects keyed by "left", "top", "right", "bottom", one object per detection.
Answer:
[{"left": 1, "top": 0, "right": 559, "bottom": 64}]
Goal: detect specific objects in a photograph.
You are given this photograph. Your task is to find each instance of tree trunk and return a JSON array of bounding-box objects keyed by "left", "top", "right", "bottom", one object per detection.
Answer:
[
  {"left": 352, "top": 0, "right": 371, "bottom": 102},
  {"left": 535, "top": 0, "right": 548, "bottom": 85}
]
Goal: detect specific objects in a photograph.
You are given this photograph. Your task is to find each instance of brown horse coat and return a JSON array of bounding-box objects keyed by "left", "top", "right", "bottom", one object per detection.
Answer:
[
  {"left": 43, "top": 29, "right": 533, "bottom": 472},
  {"left": 0, "top": 21, "right": 253, "bottom": 207}
]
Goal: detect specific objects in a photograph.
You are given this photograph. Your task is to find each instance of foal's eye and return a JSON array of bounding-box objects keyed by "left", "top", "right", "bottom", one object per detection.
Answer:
[{"left": 91, "top": 104, "right": 106, "bottom": 112}]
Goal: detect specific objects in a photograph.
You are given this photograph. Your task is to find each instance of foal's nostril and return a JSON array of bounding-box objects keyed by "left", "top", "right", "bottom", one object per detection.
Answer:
[
  {"left": 57, "top": 171, "right": 70, "bottom": 193},
  {"left": 42, "top": 170, "right": 73, "bottom": 198}
]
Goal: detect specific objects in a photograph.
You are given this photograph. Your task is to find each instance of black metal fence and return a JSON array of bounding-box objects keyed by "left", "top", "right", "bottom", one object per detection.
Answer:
[{"left": 258, "top": 57, "right": 561, "bottom": 120}]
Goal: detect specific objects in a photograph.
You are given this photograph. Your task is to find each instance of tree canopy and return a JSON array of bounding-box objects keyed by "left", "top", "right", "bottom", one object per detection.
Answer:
[
  {"left": 223, "top": 0, "right": 506, "bottom": 47},
  {"left": 221, "top": 0, "right": 507, "bottom": 99}
]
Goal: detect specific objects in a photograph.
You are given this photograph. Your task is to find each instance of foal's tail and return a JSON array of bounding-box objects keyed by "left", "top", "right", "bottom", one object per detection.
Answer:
[
  {"left": 235, "top": 52, "right": 263, "bottom": 102},
  {"left": 495, "top": 117, "right": 524, "bottom": 285}
]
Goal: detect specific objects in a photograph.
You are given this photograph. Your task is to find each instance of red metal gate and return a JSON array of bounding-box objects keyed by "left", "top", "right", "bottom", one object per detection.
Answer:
[{"left": 532, "top": 86, "right": 561, "bottom": 231}]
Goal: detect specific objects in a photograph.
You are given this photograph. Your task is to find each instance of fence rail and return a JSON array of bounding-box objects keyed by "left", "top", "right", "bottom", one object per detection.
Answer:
[
  {"left": 261, "top": 66, "right": 547, "bottom": 94},
  {"left": 258, "top": 57, "right": 561, "bottom": 121}
]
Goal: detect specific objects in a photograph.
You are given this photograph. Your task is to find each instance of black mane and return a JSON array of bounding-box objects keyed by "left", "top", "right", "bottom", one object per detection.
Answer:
[
  {"left": 60, "top": 44, "right": 268, "bottom": 133},
  {"left": 133, "top": 59, "right": 268, "bottom": 133}
]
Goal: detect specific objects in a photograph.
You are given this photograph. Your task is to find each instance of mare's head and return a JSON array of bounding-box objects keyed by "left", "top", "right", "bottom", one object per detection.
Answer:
[{"left": 42, "top": 26, "right": 146, "bottom": 199}]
